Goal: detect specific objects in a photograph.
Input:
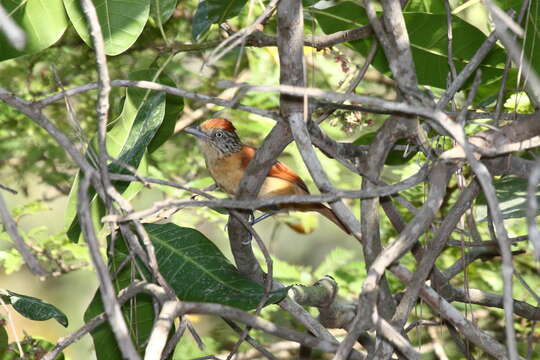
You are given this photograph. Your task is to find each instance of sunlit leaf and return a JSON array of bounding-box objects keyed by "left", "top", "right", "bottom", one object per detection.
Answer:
[
  {"left": 312, "top": 2, "right": 506, "bottom": 89},
  {"left": 0, "top": 0, "right": 68, "bottom": 61},
  {"left": 476, "top": 176, "right": 540, "bottom": 220},
  {"left": 150, "top": 0, "right": 178, "bottom": 25},
  {"left": 65, "top": 84, "right": 167, "bottom": 242},
  {"left": 0, "top": 324, "right": 7, "bottom": 358},
  {"left": 63, "top": 0, "right": 150, "bottom": 55}
]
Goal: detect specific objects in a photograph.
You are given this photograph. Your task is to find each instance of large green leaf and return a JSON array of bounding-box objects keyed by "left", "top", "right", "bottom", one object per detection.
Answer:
[
  {"left": 476, "top": 176, "right": 540, "bottom": 220},
  {"left": 150, "top": 0, "right": 178, "bottom": 25},
  {"left": 1, "top": 290, "right": 68, "bottom": 327},
  {"left": 192, "top": 0, "right": 249, "bottom": 40},
  {"left": 127, "top": 69, "right": 184, "bottom": 153},
  {"left": 65, "top": 86, "right": 167, "bottom": 242},
  {"left": 521, "top": 0, "right": 540, "bottom": 84},
  {"left": 109, "top": 92, "right": 166, "bottom": 191},
  {"left": 63, "top": 0, "right": 150, "bottom": 55},
  {"left": 0, "top": 0, "right": 68, "bottom": 61},
  {"left": 404, "top": 0, "right": 445, "bottom": 13},
  {"left": 311, "top": 2, "right": 506, "bottom": 89},
  {"left": 146, "top": 223, "right": 287, "bottom": 308},
  {"left": 85, "top": 223, "right": 287, "bottom": 359}
]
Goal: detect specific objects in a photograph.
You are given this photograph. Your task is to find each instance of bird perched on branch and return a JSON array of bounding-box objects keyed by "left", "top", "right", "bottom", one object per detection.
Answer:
[{"left": 184, "top": 118, "right": 350, "bottom": 234}]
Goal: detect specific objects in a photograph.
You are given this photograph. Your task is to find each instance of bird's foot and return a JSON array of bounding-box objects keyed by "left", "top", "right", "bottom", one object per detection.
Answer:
[{"left": 250, "top": 212, "right": 273, "bottom": 226}]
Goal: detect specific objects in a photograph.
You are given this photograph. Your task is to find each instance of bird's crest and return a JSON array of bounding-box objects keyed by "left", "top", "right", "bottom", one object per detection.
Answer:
[{"left": 200, "top": 118, "right": 236, "bottom": 132}]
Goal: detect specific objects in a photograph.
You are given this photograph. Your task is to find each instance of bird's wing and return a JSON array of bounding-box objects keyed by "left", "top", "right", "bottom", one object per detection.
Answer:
[{"left": 241, "top": 145, "right": 310, "bottom": 194}]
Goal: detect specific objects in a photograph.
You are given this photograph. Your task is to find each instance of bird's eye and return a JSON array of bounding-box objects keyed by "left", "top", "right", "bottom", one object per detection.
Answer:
[{"left": 215, "top": 131, "right": 223, "bottom": 138}]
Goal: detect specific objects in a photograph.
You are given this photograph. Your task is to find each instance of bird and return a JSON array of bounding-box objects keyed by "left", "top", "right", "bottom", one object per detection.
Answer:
[{"left": 184, "top": 118, "right": 351, "bottom": 234}]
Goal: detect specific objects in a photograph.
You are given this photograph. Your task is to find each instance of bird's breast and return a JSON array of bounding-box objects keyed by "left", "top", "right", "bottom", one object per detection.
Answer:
[{"left": 204, "top": 152, "right": 245, "bottom": 195}]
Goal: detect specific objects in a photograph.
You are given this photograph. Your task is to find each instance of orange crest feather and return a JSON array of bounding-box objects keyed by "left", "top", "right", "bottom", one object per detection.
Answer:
[{"left": 200, "top": 118, "right": 236, "bottom": 132}]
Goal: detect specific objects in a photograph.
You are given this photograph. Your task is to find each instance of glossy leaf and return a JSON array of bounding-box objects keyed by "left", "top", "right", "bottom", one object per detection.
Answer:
[
  {"left": 192, "top": 0, "right": 249, "bottom": 41},
  {"left": 312, "top": 2, "right": 506, "bottom": 89},
  {"left": 0, "top": 0, "right": 68, "bottom": 61},
  {"left": 476, "top": 176, "right": 540, "bottom": 220},
  {"left": 127, "top": 69, "right": 184, "bottom": 153},
  {"left": 150, "top": 0, "right": 178, "bottom": 25},
  {"left": 65, "top": 85, "right": 167, "bottom": 242},
  {"left": 521, "top": 0, "right": 540, "bottom": 79},
  {"left": 63, "top": 0, "right": 150, "bottom": 55},
  {"left": 109, "top": 92, "right": 166, "bottom": 189},
  {"left": 1, "top": 291, "right": 68, "bottom": 327},
  {"left": 147, "top": 223, "right": 287, "bottom": 308},
  {"left": 192, "top": 1, "right": 212, "bottom": 41},
  {"left": 85, "top": 223, "right": 286, "bottom": 359}
]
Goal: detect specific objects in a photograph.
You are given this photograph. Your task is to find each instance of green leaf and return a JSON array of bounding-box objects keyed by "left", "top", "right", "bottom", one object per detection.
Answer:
[
  {"left": 65, "top": 86, "right": 167, "bottom": 242},
  {"left": 127, "top": 69, "right": 184, "bottom": 153},
  {"left": 192, "top": 0, "right": 249, "bottom": 41},
  {"left": 0, "top": 0, "right": 68, "bottom": 61},
  {"left": 312, "top": 2, "right": 506, "bottom": 89},
  {"left": 0, "top": 324, "right": 7, "bottom": 358},
  {"left": 146, "top": 223, "right": 287, "bottom": 308},
  {"left": 476, "top": 176, "right": 539, "bottom": 220},
  {"left": 521, "top": 0, "right": 540, "bottom": 81},
  {"left": 404, "top": 0, "right": 445, "bottom": 13},
  {"left": 504, "top": 92, "right": 534, "bottom": 113},
  {"left": 85, "top": 287, "right": 154, "bottom": 359},
  {"left": 192, "top": 1, "right": 212, "bottom": 41},
  {"left": 354, "top": 132, "right": 417, "bottom": 165},
  {"left": 150, "top": 0, "right": 178, "bottom": 25},
  {"left": 85, "top": 223, "right": 286, "bottom": 359},
  {"left": 1, "top": 291, "right": 68, "bottom": 327},
  {"left": 109, "top": 92, "right": 166, "bottom": 189},
  {"left": 63, "top": 0, "right": 150, "bottom": 55}
]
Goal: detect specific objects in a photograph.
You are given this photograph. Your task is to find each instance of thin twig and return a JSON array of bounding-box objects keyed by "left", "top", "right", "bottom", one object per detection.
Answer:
[
  {"left": 0, "top": 184, "right": 17, "bottom": 195},
  {"left": 0, "top": 192, "right": 47, "bottom": 276},
  {"left": 206, "top": 0, "right": 280, "bottom": 67},
  {"left": 77, "top": 175, "right": 140, "bottom": 360}
]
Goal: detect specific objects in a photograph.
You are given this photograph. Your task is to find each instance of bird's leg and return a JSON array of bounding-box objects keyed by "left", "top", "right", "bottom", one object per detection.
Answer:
[
  {"left": 224, "top": 211, "right": 256, "bottom": 245},
  {"left": 250, "top": 212, "right": 274, "bottom": 226},
  {"left": 242, "top": 211, "right": 255, "bottom": 245},
  {"left": 202, "top": 183, "right": 220, "bottom": 192}
]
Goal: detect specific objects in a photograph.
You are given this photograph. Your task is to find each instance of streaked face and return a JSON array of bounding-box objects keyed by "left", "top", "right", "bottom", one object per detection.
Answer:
[{"left": 185, "top": 126, "right": 242, "bottom": 157}]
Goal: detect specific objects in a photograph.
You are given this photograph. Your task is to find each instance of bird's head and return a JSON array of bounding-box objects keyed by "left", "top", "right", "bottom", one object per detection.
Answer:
[{"left": 184, "top": 118, "right": 242, "bottom": 157}]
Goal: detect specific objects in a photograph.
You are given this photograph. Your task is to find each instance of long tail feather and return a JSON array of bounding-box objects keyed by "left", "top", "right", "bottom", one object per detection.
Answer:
[{"left": 314, "top": 205, "right": 351, "bottom": 235}]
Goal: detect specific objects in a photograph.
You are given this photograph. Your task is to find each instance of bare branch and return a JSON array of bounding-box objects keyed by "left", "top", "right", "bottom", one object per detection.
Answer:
[
  {"left": 391, "top": 264, "right": 521, "bottom": 360},
  {"left": 0, "top": 193, "right": 47, "bottom": 276},
  {"left": 77, "top": 176, "right": 140, "bottom": 360}
]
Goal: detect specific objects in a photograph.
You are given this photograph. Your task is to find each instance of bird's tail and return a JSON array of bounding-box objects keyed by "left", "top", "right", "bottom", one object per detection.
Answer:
[{"left": 313, "top": 204, "right": 352, "bottom": 235}]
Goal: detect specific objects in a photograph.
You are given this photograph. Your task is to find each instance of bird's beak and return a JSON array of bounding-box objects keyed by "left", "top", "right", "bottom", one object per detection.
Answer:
[{"left": 184, "top": 126, "right": 210, "bottom": 141}]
